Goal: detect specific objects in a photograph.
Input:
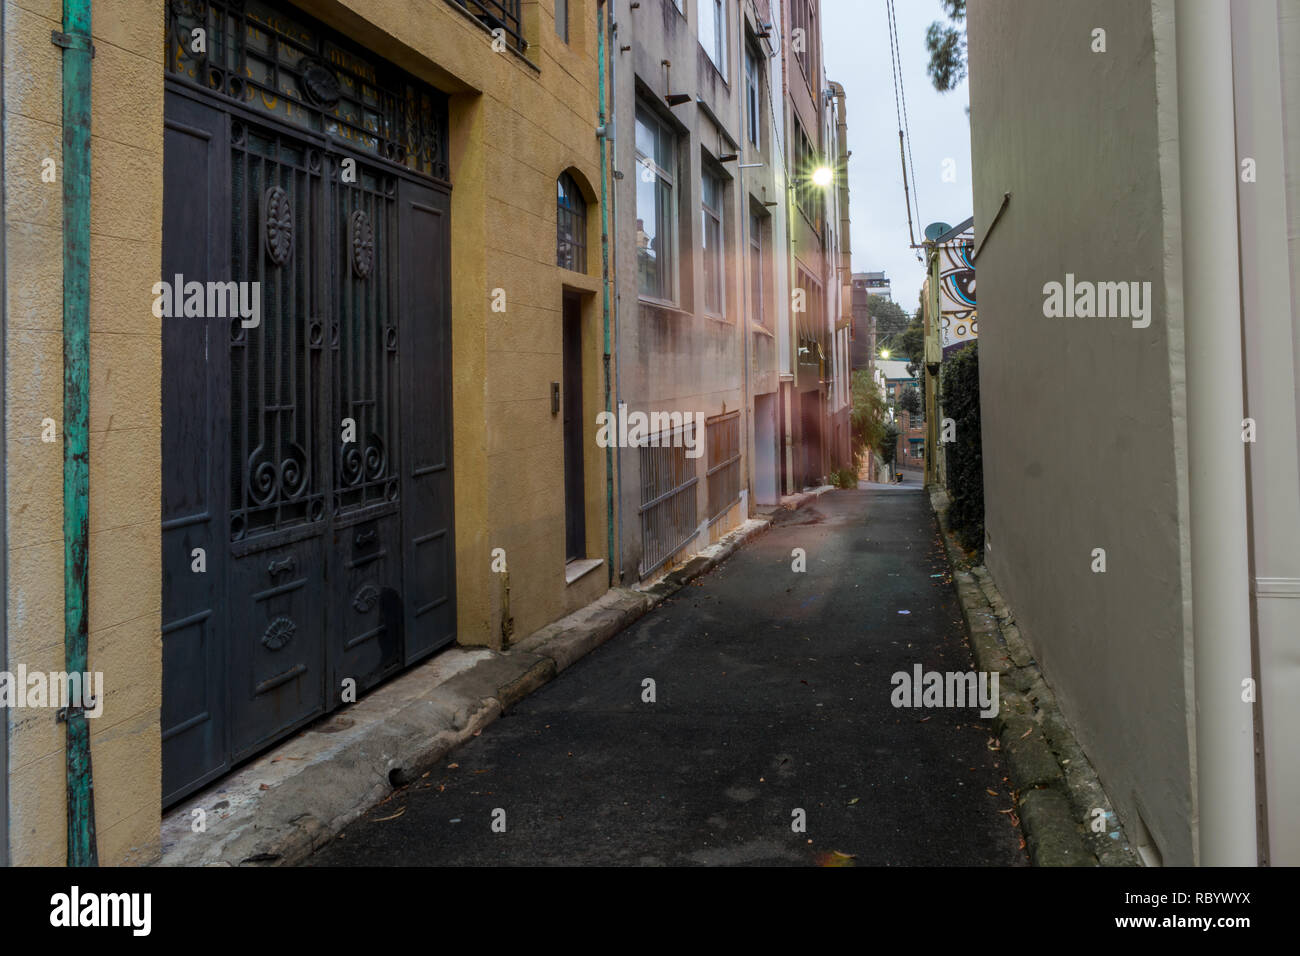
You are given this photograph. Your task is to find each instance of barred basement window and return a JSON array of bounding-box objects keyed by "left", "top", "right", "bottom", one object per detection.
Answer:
[
  {"left": 706, "top": 411, "right": 741, "bottom": 521},
  {"left": 639, "top": 428, "right": 699, "bottom": 576},
  {"left": 557, "top": 171, "right": 587, "bottom": 272}
]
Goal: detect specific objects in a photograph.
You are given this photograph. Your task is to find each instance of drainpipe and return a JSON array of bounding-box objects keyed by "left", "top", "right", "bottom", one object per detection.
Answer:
[
  {"left": 597, "top": 0, "right": 614, "bottom": 586},
  {"left": 1175, "top": 0, "right": 1256, "bottom": 865},
  {"left": 829, "top": 81, "right": 850, "bottom": 465},
  {"left": 739, "top": 43, "right": 751, "bottom": 513},
  {"left": 56, "top": 0, "right": 98, "bottom": 866},
  {"left": 609, "top": 13, "right": 624, "bottom": 583},
  {"left": 0, "top": 0, "right": 8, "bottom": 867}
]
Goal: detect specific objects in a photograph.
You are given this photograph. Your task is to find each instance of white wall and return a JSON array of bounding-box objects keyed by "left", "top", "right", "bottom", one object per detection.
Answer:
[{"left": 968, "top": 0, "right": 1196, "bottom": 864}]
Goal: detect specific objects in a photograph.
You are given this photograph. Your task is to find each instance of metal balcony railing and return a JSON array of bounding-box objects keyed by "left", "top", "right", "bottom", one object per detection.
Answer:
[{"left": 446, "top": 0, "right": 526, "bottom": 53}]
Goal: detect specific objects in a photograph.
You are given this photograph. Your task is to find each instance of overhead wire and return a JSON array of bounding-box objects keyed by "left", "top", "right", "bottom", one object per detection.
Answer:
[{"left": 885, "top": 0, "right": 924, "bottom": 252}]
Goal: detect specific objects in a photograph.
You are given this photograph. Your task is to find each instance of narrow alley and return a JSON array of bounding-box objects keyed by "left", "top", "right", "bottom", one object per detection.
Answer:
[{"left": 310, "top": 489, "right": 1027, "bottom": 867}]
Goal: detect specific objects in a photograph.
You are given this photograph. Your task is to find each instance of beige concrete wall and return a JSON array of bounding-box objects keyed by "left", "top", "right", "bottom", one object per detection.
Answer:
[
  {"left": 3, "top": 0, "right": 166, "bottom": 866},
  {"left": 968, "top": 0, "right": 1196, "bottom": 864},
  {"left": 612, "top": 0, "right": 750, "bottom": 580}
]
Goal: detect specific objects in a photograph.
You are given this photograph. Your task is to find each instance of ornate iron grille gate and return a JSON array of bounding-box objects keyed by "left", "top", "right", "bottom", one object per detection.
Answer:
[{"left": 161, "top": 0, "right": 455, "bottom": 806}]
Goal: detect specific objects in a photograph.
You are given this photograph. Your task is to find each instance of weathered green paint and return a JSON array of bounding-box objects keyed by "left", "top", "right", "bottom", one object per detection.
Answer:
[
  {"left": 60, "top": 0, "right": 98, "bottom": 867},
  {"left": 598, "top": 0, "right": 614, "bottom": 586}
]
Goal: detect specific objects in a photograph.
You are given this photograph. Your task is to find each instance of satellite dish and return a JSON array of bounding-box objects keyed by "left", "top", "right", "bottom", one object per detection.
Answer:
[{"left": 924, "top": 221, "right": 952, "bottom": 242}]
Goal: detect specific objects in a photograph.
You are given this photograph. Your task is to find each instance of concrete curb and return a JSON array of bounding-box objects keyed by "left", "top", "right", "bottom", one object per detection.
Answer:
[
  {"left": 158, "top": 489, "right": 833, "bottom": 866},
  {"left": 928, "top": 487, "right": 1139, "bottom": 868}
]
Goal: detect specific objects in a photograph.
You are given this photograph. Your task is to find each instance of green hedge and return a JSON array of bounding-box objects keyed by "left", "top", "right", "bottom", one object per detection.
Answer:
[{"left": 941, "top": 342, "right": 984, "bottom": 554}]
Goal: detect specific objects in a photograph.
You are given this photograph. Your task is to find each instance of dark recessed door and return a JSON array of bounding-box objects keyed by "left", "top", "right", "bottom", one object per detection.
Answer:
[
  {"left": 399, "top": 182, "right": 456, "bottom": 663},
  {"left": 562, "top": 295, "right": 586, "bottom": 562}
]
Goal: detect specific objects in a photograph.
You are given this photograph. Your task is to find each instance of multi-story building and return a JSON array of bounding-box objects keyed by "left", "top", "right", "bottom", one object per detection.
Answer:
[
  {"left": 825, "top": 82, "right": 853, "bottom": 476},
  {"left": 856, "top": 270, "right": 891, "bottom": 302},
  {"left": 609, "top": 0, "right": 756, "bottom": 579},
  {"left": 920, "top": 218, "right": 975, "bottom": 487},
  {"left": 779, "top": 0, "right": 839, "bottom": 491},
  {"left": 0, "top": 0, "right": 608, "bottom": 865},
  {"left": 850, "top": 273, "right": 881, "bottom": 371},
  {"left": 609, "top": 0, "right": 848, "bottom": 565},
  {"left": 741, "top": 0, "right": 790, "bottom": 509},
  {"left": 877, "top": 358, "right": 922, "bottom": 470}
]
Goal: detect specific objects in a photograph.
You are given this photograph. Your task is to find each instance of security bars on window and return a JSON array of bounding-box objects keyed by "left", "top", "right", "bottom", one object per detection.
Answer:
[
  {"left": 706, "top": 411, "right": 741, "bottom": 523},
  {"left": 638, "top": 430, "right": 699, "bottom": 577}
]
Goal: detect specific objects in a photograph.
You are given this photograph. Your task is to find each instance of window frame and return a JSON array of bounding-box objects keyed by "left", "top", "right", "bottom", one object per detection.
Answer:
[
  {"left": 701, "top": 167, "right": 725, "bottom": 318},
  {"left": 699, "top": 0, "right": 727, "bottom": 77},
  {"left": 555, "top": 0, "right": 568, "bottom": 43},
  {"left": 635, "top": 105, "right": 678, "bottom": 305},
  {"left": 792, "top": 0, "right": 816, "bottom": 89},
  {"left": 745, "top": 42, "right": 762, "bottom": 150},
  {"left": 556, "top": 170, "right": 587, "bottom": 273},
  {"left": 749, "top": 208, "right": 767, "bottom": 328}
]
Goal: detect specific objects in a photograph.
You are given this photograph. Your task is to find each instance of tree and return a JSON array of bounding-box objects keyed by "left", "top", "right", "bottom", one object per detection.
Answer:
[
  {"left": 866, "top": 294, "right": 910, "bottom": 340},
  {"left": 883, "top": 311, "right": 924, "bottom": 376},
  {"left": 899, "top": 384, "right": 922, "bottom": 418},
  {"left": 880, "top": 421, "right": 901, "bottom": 469},
  {"left": 925, "top": 0, "right": 967, "bottom": 93},
  {"left": 850, "top": 369, "right": 888, "bottom": 473},
  {"left": 941, "top": 342, "right": 983, "bottom": 553}
]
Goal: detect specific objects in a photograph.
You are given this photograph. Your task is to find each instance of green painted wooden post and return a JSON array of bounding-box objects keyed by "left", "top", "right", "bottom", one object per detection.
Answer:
[
  {"left": 60, "top": 0, "right": 98, "bottom": 867},
  {"left": 598, "top": 0, "right": 614, "bottom": 585}
]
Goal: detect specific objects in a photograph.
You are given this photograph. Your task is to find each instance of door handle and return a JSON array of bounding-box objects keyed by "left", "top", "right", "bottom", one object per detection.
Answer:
[
  {"left": 267, "top": 555, "right": 296, "bottom": 578},
  {"left": 355, "top": 529, "right": 377, "bottom": 548}
]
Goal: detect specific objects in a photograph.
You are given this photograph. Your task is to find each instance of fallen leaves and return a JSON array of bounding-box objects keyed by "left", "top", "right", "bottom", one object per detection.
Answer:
[
  {"left": 817, "top": 850, "right": 857, "bottom": 867},
  {"left": 374, "top": 807, "right": 406, "bottom": 823}
]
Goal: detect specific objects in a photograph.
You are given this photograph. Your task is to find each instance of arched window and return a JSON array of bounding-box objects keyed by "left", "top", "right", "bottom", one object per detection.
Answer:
[{"left": 557, "top": 171, "right": 587, "bottom": 273}]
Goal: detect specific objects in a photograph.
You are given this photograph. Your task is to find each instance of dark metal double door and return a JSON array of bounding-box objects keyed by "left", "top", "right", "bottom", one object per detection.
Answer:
[{"left": 161, "top": 86, "right": 455, "bottom": 806}]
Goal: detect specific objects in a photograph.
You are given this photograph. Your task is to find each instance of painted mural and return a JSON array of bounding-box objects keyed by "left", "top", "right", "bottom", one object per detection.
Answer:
[{"left": 939, "top": 239, "right": 977, "bottom": 356}]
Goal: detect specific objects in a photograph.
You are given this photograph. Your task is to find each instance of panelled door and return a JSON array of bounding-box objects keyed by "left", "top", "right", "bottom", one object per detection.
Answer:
[{"left": 161, "top": 0, "right": 455, "bottom": 806}]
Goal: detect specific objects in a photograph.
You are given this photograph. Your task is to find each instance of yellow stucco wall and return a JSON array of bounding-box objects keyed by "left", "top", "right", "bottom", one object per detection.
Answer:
[
  {"left": 4, "top": 0, "right": 166, "bottom": 865},
  {"left": 4, "top": 0, "right": 608, "bottom": 864}
]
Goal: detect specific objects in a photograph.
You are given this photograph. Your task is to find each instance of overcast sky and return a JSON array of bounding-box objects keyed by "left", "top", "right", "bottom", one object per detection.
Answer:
[{"left": 822, "top": 0, "right": 972, "bottom": 313}]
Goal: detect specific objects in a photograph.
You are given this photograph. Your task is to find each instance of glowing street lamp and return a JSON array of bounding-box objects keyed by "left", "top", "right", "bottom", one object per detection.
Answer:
[
  {"left": 880, "top": 348, "right": 891, "bottom": 359},
  {"left": 811, "top": 165, "right": 834, "bottom": 188}
]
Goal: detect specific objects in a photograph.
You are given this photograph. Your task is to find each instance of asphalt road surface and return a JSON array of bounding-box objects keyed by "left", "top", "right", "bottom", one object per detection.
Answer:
[{"left": 309, "top": 488, "right": 1028, "bottom": 866}]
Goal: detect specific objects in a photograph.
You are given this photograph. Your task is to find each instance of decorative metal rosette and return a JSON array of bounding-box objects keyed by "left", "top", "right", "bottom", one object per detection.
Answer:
[
  {"left": 352, "top": 585, "right": 380, "bottom": 614},
  {"left": 263, "top": 185, "right": 293, "bottom": 266},
  {"left": 261, "top": 616, "right": 296, "bottom": 651},
  {"left": 350, "top": 209, "right": 374, "bottom": 278},
  {"left": 299, "top": 58, "right": 342, "bottom": 108}
]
